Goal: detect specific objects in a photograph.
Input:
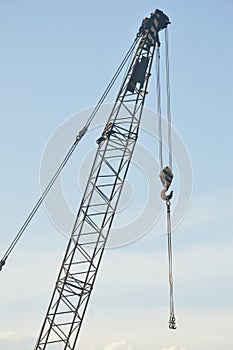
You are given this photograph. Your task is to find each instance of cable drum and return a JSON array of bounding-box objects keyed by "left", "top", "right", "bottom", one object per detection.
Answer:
[{"left": 39, "top": 103, "right": 193, "bottom": 248}]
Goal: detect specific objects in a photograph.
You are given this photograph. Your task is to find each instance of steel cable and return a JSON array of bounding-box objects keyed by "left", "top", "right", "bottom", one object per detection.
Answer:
[
  {"left": 165, "top": 28, "right": 173, "bottom": 171},
  {"left": 156, "top": 43, "right": 163, "bottom": 169},
  {"left": 0, "top": 37, "right": 139, "bottom": 271},
  {"left": 85, "top": 37, "right": 139, "bottom": 128},
  {"left": 156, "top": 28, "right": 176, "bottom": 329},
  {"left": 166, "top": 201, "right": 176, "bottom": 329}
]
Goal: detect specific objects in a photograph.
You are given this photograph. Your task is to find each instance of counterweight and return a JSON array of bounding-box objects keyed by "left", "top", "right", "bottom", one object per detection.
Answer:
[{"left": 34, "top": 9, "right": 170, "bottom": 350}]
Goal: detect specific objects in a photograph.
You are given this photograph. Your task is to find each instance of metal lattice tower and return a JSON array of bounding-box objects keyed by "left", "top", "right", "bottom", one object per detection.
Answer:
[{"left": 34, "top": 9, "right": 170, "bottom": 350}]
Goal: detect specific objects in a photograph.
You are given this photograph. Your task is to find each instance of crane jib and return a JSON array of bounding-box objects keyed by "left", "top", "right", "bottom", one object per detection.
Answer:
[{"left": 33, "top": 9, "right": 171, "bottom": 350}]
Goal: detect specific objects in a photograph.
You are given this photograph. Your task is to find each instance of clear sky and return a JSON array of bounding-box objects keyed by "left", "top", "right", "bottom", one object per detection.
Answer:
[{"left": 0, "top": 1, "right": 233, "bottom": 350}]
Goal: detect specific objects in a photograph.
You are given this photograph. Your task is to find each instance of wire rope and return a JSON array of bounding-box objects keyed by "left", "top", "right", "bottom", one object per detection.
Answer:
[
  {"left": 0, "top": 37, "right": 139, "bottom": 271},
  {"left": 164, "top": 28, "right": 176, "bottom": 330},
  {"left": 155, "top": 29, "right": 176, "bottom": 329},
  {"left": 156, "top": 43, "right": 163, "bottom": 169},
  {"left": 85, "top": 37, "right": 139, "bottom": 128},
  {"left": 166, "top": 200, "right": 176, "bottom": 329},
  {"left": 165, "top": 28, "right": 173, "bottom": 171}
]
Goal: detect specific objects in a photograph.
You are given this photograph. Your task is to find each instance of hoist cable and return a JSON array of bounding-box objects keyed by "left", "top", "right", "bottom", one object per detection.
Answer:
[
  {"left": 166, "top": 201, "right": 176, "bottom": 329},
  {"left": 164, "top": 29, "right": 176, "bottom": 329},
  {"left": 156, "top": 30, "right": 173, "bottom": 172},
  {"left": 165, "top": 28, "right": 173, "bottom": 171},
  {"left": 0, "top": 37, "right": 139, "bottom": 272},
  {"left": 156, "top": 43, "right": 163, "bottom": 169},
  {"left": 156, "top": 29, "right": 176, "bottom": 329}
]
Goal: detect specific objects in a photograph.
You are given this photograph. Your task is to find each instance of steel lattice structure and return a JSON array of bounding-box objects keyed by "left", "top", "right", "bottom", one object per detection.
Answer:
[{"left": 34, "top": 9, "right": 170, "bottom": 350}]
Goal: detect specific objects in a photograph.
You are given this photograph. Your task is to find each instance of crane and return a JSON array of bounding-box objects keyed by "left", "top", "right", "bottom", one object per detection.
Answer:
[
  {"left": 1, "top": 8, "right": 175, "bottom": 349},
  {"left": 33, "top": 9, "right": 171, "bottom": 349}
]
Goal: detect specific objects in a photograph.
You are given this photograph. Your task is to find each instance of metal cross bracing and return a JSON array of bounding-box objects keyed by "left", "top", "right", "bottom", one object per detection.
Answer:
[{"left": 34, "top": 9, "right": 170, "bottom": 350}]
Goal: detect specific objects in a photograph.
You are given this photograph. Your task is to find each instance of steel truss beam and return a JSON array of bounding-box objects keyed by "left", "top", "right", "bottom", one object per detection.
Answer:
[{"left": 34, "top": 9, "right": 169, "bottom": 350}]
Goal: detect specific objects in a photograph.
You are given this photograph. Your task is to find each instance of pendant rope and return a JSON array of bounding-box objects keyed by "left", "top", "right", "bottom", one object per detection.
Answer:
[{"left": 0, "top": 37, "right": 139, "bottom": 272}]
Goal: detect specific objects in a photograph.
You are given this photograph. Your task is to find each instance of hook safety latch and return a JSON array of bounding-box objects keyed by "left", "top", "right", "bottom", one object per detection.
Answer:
[{"left": 160, "top": 166, "right": 173, "bottom": 201}]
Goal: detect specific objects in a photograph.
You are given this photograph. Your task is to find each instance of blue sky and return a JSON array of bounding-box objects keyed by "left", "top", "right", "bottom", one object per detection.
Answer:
[{"left": 0, "top": 1, "right": 233, "bottom": 350}]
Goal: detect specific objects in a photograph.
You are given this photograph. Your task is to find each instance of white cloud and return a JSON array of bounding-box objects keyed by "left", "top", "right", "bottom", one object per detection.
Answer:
[
  {"left": 178, "top": 187, "right": 233, "bottom": 233},
  {"left": 0, "top": 332, "right": 15, "bottom": 339},
  {"left": 163, "top": 347, "right": 185, "bottom": 350},
  {"left": 0, "top": 331, "right": 35, "bottom": 350},
  {"left": 1, "top": 229, "right": 232, "bottom": 350},
  {"left": 104, "top": 340, "right": 137, "bottom": 350}
]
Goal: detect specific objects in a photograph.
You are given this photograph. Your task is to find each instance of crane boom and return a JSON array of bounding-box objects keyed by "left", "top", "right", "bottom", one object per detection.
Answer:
[{"left": 34, "top": 9, "right": 170, "bottom": 350}]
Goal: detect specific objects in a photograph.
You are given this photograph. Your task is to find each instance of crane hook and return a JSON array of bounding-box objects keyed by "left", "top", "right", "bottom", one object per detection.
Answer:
[
  {"left": 160, "top": 187, "right": 173, "bottom": 201},
  {"left": 160, "top": 166, "right": 173, "bottom": 201}
]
